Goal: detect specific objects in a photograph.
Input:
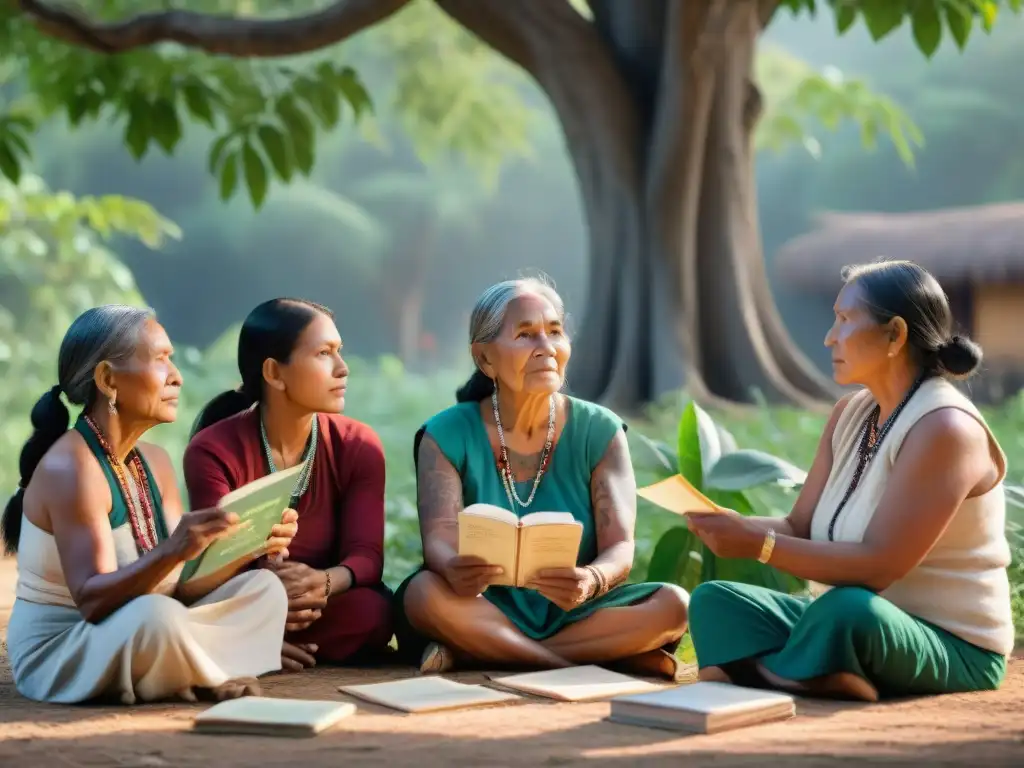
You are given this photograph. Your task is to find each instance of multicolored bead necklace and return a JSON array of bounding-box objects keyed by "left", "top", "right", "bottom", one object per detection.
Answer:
[
  {"left": 492, "top": 391, "right": 556, "bottom": 510},
  {"left": 82, "top": 413, "right": 159, "bottom": 553}
]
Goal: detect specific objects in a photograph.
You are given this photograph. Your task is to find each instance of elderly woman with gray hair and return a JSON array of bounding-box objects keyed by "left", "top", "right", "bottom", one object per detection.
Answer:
[
  {"left": 2, "top": 306, "right": 296, "bottom": 704},
  {"left": 395, "top": 278, "right": 689, "bottom": 679}
]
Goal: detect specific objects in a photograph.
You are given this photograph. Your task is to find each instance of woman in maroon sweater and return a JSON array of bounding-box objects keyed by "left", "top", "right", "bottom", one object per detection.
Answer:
[{"left": 183, "top": 298, "right": 392, "bottom": 672}]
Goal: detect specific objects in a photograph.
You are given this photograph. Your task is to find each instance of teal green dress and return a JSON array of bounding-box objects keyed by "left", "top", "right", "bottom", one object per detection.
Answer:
[{"left": 394, "top": 396, "right": 667, "bottom": 658}]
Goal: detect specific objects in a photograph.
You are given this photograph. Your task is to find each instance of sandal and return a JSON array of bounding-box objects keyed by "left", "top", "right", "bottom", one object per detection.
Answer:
[{"left": 419, "top": 642, "right": 455, "bottom": 675}]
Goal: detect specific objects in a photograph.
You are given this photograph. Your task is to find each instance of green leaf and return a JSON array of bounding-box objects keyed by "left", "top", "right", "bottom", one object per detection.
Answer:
[
  {"left": 242, "top": 141, "right": 268, "bottom": 208},
  {"left": 677, "top": 402, "right": 704, "bottom": 489},
  {"left": 0, "top": 140, "right": 21, "bottom": 182},
  {"left": 835, "top": 3, "right": 857, "bottom": 33},
  {"left": 295, "top": 75, "right": 340, "bottom": 129},
  {"left": 944, "top": 1, "right": 972, "bottom": 49},
  {"left": 218, "top": 152, "right": 238, "bottom": 201},
  {"left": 911, "top": 0, "right": 943, "bottom": 57},
  {"left": 149, "top": 98, "right": 182, "bottom": 154},
  {"left": 861, "top": 0, "right": 905, "bottom": 40},
  {"left": 257, "top": 124, "right": 292, "bottom": 182},
  {"left": 183, "top": 82, "right": 215, "bottom": 127},
  {"left": 123, "top": 101, "right": 150, "bottom": 161},
  {"left": 275, "top": 95, "right": 315, "bottom": 176},
  {"left": 335, "top": 65, "right": 373, "bottom": 118},
  {"left": 208, "top": 133, "right": 235, "bottom": 175},
  {"left": 629, "top": 432, "right": 679, "bottom": 480},
  {"left": 646, "top": 526, "right": 702, "bottom": 591},
  {"left": 704, "top": 449, "right": 808, "bottom": 492}
]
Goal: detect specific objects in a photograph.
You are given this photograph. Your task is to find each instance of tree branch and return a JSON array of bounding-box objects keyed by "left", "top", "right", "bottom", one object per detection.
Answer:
[{"left": 16, "top": 0, "right": 411, "bottom": 56}]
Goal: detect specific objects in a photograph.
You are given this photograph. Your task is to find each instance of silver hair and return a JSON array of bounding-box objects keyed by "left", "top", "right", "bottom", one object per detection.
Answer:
[
  {"left": 468, "top": 276, "right": 565, "bottom": 353},
  {"left": 58, "top": 305, "right": 154, "bottom": 406}
]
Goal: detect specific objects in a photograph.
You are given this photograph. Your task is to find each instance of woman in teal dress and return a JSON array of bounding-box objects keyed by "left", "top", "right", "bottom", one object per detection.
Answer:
[{"left": 396, "top": 278, "right": 689, "bottom": 680}]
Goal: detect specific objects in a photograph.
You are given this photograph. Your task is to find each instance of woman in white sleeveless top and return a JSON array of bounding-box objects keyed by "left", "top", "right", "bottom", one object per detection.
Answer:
[
  {"left": 3, "top": 306, "right": 297, "bottom": 704},
  {"left": 685, "top": 260, "right": 1014, "bottom": 702}
]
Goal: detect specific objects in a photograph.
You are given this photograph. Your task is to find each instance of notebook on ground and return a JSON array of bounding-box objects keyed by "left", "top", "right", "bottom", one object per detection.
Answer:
[
  {"left": 485, "top": 666, "right": 664, "bottom": 702},
  {"left": 608, "top": 681, "right": 796, "bottom": 734},
  {"left": 637, "top": 474, "right": 723, "bottom": 517},
  {"left": 192, "top": 696, "right": 355, "bottom": 737},
  {"left": 338, "top": 676, "right": 521, "bottom": 713}
]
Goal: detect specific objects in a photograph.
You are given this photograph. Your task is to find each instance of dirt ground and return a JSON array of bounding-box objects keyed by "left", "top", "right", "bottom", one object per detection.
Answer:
[{"left": 1, "top": 557, "right": 1022, "bottom": 767}]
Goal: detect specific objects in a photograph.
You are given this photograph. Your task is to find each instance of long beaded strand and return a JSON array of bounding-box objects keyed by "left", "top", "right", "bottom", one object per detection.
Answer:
[
  {"left": 492, "top": 391, "right": 556, "bottom": 510},
  {"left": 260, "top": 414, "right": 317, "bottom": 508},
  {"left": 82, "top": 414, "right": 159, "bottom": 553},
  {"left": 826, "top": 376, "right": 924, "bottom": 541}
]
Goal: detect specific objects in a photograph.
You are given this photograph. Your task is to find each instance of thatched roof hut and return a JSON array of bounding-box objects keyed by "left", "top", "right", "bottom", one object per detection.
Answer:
[
  {"left": 775, "top": 202, "right": 1024, "bottom": 401},
  {"left": 775, "top": 202, "right": 1024, "bottom": 290}
]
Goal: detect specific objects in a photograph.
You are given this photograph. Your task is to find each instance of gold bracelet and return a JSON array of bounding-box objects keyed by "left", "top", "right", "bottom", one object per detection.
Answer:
[
  {"left": 323, "top": 570, "right": 332, "bottom": 598},
  {"left": 757, "top": 529, "right": 777, "bottom": 564}
]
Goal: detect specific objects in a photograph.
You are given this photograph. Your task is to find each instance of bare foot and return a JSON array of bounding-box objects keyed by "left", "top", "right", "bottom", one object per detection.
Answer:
[
  {"left": 756, "top": 662, "right": 878, "bottom": 702},
  {"left": 613, "top": 649, "right": 686, "bottom": 681},
  {"left": 198, "top": 677, "right": 262, "bottom": 701},
  {"left": 698, "top": 665, "right": 733, "bottom": 684},
  {"left": 419, "top": 642, "right": 455, "bottom": 675}
]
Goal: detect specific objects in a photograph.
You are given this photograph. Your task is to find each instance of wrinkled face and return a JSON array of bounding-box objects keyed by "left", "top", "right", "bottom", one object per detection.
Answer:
[
  {"left": 824, "top": 281, "right": 898, "bottom": 386},
  {"left": 104, "top": 319, "right": 182, "bottom": 425},
  {"left": 477, "top": 293, "right": 571, "bottom": 396},
  {"left": 273, "top": 312, "right": 349, "bottom": 413}
]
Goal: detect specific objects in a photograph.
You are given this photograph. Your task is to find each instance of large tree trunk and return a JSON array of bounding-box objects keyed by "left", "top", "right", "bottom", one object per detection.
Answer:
[{"left": 438, "top": 0, "right": 838, "bottom": 412}]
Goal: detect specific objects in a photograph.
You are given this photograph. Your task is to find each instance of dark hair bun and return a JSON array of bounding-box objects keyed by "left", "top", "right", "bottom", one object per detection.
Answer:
[{"left": 936, "top": 335, "right": 983, "bottom": 379}]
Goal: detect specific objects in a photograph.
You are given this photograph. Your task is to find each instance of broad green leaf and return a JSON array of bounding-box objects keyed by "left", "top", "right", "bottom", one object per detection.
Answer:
[
  {"left": 0, "top": 140, "right": 20, "bottom": 182},
  {"left": 646, "top": 526, "right": 702, "bottom": 591},
  {"left": 149, "top": 98, "right": 182, "bottom": 154},
  {"left": 694, "top": 403, "right": 723, "bottom": 479},
  {"left": 242, "top": 141, "right": 268, "bottom": 208},
  {"left": 705, "top": 449, "right": 808, "bottom": 492},
  {"left": 861, "top": 0, "right": 905, "bottom": 39},
  {"left": 835, "top": 3, "right": 857, "bottom": 33},
  {"left": 629, "top": 432, "right": 679, "bottom": 480},
  {"left": 218, "top": 152, "right": 238, "bottom": 201},
  {"left": 911, "top": 0, "right": 943, "bottom": 57},
  {"left": 335, "top": 66, "right": 373, "bottom": 118},
  {"left": 677, "top": 402, "right": 704, "bottom": 489},
  {"left": 295, "top": 76, "right": 339, "bottom": 129},
  {"left": 944, "top": 2, "right": 972, "bottom": 49},
  {"left": 123, "top": 103, "right": 150, "bottom": 161},
  {"left": 275, "top": 95, "right": 315, "bottom": 176},
  {"left": 183, "top": 82, "right": 215, "bottom": 127},
  {"left": 257, "top": 124, "right": 292, "bottom": 181},
  {"left": 208, "top": 133, "right": 235, "bottom": 175}
]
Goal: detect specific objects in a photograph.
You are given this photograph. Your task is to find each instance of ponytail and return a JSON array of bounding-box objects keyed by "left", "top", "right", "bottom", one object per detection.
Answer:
[
  {"left": 190, "top": 388, "right": 258, "bottom": 439},
  {"left": 2, "top": 386, "right": 71, "bottom": 554},
  {"left": 455, "top": 369, "right": 495, "bottom": 403}
]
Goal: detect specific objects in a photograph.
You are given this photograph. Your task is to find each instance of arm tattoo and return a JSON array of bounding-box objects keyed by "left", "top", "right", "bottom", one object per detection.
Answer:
[
  {"left": 589, "top": 430, "right": 637, "bottom": 589},
  {"left": 416, "top": 434, "right": 462, "bottom": 540}
]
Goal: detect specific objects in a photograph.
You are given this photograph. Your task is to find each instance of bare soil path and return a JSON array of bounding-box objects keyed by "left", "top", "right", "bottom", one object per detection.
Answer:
[{"left": 1, "top": 556, "right": 1021, "bottom": 767}]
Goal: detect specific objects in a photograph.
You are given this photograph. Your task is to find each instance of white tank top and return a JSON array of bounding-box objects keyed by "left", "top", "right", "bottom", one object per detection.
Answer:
[{"left": 809, "top": 377, "right": 1014, "bottom": 656}]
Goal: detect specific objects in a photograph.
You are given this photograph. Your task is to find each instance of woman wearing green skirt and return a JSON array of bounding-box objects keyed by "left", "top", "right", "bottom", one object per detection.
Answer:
[
  {"left": 394, "top": 278, "right": 689, "bottom": 680},
  {"left": 685, "top": 261, "right": 1014, "bottom": 702}
]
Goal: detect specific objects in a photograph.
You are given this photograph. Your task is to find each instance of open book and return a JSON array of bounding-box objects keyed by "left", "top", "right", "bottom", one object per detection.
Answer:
[
  {"left": 608, "top": 681, "right": 796, "bottom": 734},
  {"left": 458, "top": 503, "right": 583, "bottom": 588},
  {"left": 339, "top": 677, "right": 520, "bottom": 713},
  {"left": 178, "top": 463, "right": 302, "bottom": 591},
  {"left": 637, "top": 474, "right": 723, "bottom": 517},
  {"left": 485, "top": 666, "right": 664, "bottom": 702},
  {"left": 192, "top": 696, "right": 355, "bottom": 737}
]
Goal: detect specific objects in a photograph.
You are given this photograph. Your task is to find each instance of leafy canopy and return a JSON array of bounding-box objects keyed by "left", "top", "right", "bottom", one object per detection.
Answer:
[{"left": 0, "top": 0, "right": 1019, "bottom": 209}]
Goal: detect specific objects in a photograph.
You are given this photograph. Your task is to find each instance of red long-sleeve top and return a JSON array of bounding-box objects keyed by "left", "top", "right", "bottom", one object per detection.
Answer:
[{"left": 182, "top": 409, "right": 385, "bottom": 587}]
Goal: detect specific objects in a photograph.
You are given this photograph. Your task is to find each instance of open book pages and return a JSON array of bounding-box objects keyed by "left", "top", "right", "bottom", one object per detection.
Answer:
[
  {"left": 637, "top": 474, "right": 723, "bottom": 517},
  {"left": 608, "top": 682, "right": 796, "bottom": 734},
  {"left": 458, "top": 503, "right": 583, "bottom": 587},
  {"left": 179, "top": 463, "right": 303, "bottom": 586},
  {"left": 339, "top": 676, "right": 521, "bottom": 713},
  {"left": 192, "top": 696, "right": 355, "bottom": 737},
  {"left": 485, "top": 665, "right": 665, "bottom": 702}
]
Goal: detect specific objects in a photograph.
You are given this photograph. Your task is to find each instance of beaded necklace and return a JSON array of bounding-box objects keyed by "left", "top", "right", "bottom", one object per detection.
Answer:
[
  {"left": 82, "top": 414, "right": 159, "bottom": 553},
  {"left": 826, "top": 376, "right": 925, "bottom": 541},
  {"left": 492, "top": 391, "right": 556, "bottom": 510},
  {"left": 259, "top": 414, "right": 317, "bottom": 509}
]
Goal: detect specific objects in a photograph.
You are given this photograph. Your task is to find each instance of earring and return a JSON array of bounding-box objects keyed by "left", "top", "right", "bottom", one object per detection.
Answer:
[
  {"left": 888, "top": 351, "right": 895, "bottom": 358},
  {"left": 108, "top": 395, "right": 117, "bottom": 415}
]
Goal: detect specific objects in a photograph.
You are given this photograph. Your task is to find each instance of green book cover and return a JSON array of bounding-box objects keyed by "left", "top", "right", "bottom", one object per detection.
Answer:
[{"left": 178, "top": 462, "right": 303, "bottom": 584}]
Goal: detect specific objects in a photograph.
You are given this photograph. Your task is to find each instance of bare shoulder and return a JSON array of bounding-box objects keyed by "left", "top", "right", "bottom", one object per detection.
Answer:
[
  {"left": 34, "top": 430, "right": 109, "bottom": 509},
  {"left": 137, "top": 441, "right": 178, "bottom": 485},
  {"left": 904, "top": 407, "right": 989, "bottom": 456}
]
